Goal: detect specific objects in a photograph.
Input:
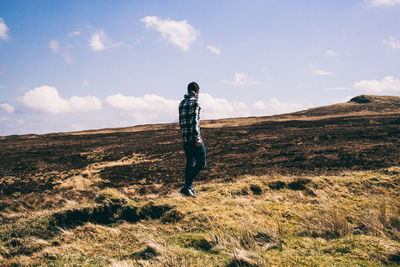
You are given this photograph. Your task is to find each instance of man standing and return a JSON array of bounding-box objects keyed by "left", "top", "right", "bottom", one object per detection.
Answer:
[{"left": 178, "top": 82, "right": 206, "bottom": 198}]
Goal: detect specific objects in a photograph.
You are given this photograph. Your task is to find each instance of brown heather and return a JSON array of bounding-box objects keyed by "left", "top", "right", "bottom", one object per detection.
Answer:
[{"left": 0, "top": 95, "right": 400, "bottom": 266}]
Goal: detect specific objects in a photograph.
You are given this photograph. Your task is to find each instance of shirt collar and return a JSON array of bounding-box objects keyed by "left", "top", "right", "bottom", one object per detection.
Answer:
[{"left": 185, "top": 91, "right": 198, "bottom": 99}]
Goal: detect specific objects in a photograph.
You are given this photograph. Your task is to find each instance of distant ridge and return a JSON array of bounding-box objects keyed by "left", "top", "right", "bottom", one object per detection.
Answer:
[
  {"left": 349, "top": 94, "right": 400, "bottom": 105},
  {"left": 280, "top": 95, "right": 400, "bottom": 119}
]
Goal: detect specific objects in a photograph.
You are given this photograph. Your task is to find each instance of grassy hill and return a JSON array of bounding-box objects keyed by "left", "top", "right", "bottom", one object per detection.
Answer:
[
  {"left": 1, "top": 95, "right": 400, "bottom": 266},
  {"left": 1, "top": 170, "right": 399, "bottom": 266}
]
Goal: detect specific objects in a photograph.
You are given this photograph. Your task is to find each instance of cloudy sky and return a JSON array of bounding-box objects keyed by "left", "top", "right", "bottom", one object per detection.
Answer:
[{"left": 0, "top": 0, "right": 399, "bottom": 135}]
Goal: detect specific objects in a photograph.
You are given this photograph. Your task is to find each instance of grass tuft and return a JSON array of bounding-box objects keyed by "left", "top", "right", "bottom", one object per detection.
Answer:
[
  {"left": 287, "top": 178, "right": 312, "bottom": 190},
  {"left": 94, "top": 188, "right": 129, "bottom": 205},
  {"left": 301, "top": 207, "right": 350, "bottom": 239}
]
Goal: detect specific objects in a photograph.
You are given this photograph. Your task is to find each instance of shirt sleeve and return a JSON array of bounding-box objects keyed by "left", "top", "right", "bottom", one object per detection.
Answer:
[{"left": 193, "top": 101, "right": 201, "bottom": 141}]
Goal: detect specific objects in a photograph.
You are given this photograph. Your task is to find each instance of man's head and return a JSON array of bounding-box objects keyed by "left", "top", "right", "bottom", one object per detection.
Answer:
[{"left": 187, "top": 82, "right": 200, "bottom": 96}]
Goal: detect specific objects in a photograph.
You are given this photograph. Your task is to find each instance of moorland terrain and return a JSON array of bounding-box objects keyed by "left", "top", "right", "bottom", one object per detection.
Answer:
[{"left": 0, "top": 94, "right": 399, "bottom": 266}]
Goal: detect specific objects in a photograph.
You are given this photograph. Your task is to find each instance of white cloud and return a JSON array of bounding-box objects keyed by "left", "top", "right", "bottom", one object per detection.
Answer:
[
  {"left": 106, "top": 93, "right": 179, "bottom": 124},
  {"left": 49, "top": 39, "right": 59, "bottom": 51},
  {"left": 353, "top": 76, "right": 400, "bottom": 92},
  {"left": 207, "top": 45, "right": 221, "bottom": 55},
  {"left": 268, "top": 99, "right": 305, "bottom": 114},
  {"left": 89, "top": 30, "right": 122, "bottom": 52},
  {"left": 249, "top": 98, "right": 306, "bottom": 115},
  {"left": 325, "top": 49, "right": 336, "bottom": 56},
  {"left": 383, "top": 36, "right": 400, "bottom": 49},
  {"left": 49, "top": 39, "right": 72, "bottom": 64},
  {"left": 252, "top": 101, "right": 266, "bottom": 110},
  {"left": 141, "top": 16, "right": 199, "bottom": 51},
  {"left": 311, "top": 69, "right": 333, "bottom": 76},
  {"left": 368, "top": 0, "right": 400, "bottom": 6},
  {"left": 106, "top": 93, "right": 178, "bottom": 112},
  {"left": 106, "top": 93, "right": 248, "bottom": 123},
  {"left": 106, "top": 92, "right": 305, "bottom": 125},
  {"left": 199, "top": 93, "right": 249, "bottom": 118},
  {"left": 68, "top": 31, "right": 81, "bottom": 38},
  {"left": 0, "top": 18, "right": 9, "bottom": 41},
  {"left": 201, "top": 95, "right": 304, "bottom": 118},
  {"left": 220, "top": 72, "right": 261, "bottom": 86},
  {"left": 0, "top": 103, "right": 14, "bottom": 113},
  {"left": 89, "top": 30, "right": 107, "bottom": 51},
  {"left": 20, "top": 85, "right": 102, "bottom": 115}
]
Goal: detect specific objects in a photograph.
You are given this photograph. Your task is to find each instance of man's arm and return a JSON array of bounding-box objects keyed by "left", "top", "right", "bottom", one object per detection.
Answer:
[{"left": 192, "top": 101, "right": 202, "bottom": 146}]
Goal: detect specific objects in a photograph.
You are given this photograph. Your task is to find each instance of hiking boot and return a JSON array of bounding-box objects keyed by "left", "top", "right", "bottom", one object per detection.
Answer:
[{"left": 180, "top": 187, "right": 197, "bottom": 198}]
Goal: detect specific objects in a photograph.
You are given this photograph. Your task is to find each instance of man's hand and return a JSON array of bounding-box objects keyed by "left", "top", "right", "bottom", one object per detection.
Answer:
[{"left": 195, "top": 139, "right": 202, "bottom": 147}]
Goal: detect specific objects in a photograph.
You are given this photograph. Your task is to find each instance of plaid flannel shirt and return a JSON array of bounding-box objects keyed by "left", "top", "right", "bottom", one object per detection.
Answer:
[{"left": 179, "top": 91, "right": 201, "bottom": 143}]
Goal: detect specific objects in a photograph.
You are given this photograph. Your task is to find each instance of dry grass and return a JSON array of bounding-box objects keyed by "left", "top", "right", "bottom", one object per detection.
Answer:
[
  {"left": 300, "top": 207, "right": 350, "bottom": 239},
  {"left": 2, "top": 96, "right": 400, "bottom": 266},
  {"left": 1, "top": 168, "right": 400, "bottom": 266}
]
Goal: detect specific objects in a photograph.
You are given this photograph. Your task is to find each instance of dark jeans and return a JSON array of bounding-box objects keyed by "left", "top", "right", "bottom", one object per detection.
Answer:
[{"left": 183, "top": 140, "right": 206, "bottom": 189}]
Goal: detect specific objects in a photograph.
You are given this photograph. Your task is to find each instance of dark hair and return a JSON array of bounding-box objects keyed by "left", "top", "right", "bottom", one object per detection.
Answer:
[{"left": 187, "top": 82, "right": 200, "bottom": 93}]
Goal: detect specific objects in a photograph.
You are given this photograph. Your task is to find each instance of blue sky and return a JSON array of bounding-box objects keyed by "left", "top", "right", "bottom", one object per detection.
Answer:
[{"left": 0, "top": 0, "right": 399, "bottom": 135}]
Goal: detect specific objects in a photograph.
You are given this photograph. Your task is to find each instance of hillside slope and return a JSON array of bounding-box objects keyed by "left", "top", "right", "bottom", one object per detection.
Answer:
[
  {"left": 1, "top": 95, "right": 400, "bottom": 266},
  {"left": 1, "top": 95, "right": 400, "bottom": 216}
]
